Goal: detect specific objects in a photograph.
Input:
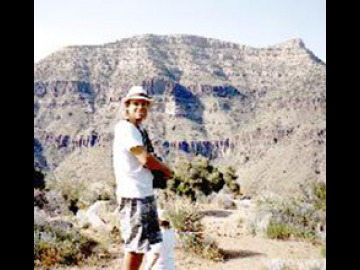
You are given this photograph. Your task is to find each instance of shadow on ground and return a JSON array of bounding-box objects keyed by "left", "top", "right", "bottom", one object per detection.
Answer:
[
  {"left": 221, "top": 249, "right": 265, "bottom": 261},
  {"left": 201, "top": 210, "right": 234, "bottom": 218}
]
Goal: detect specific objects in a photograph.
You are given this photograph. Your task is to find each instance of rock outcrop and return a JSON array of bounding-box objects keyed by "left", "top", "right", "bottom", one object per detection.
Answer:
[{"left": 34, "top": 34, "right": 326, "bottom": 196}]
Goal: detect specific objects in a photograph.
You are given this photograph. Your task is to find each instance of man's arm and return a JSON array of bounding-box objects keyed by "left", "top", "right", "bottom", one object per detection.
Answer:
[{"left": 130, "top": 146, "right": 171, "bottom": 178}]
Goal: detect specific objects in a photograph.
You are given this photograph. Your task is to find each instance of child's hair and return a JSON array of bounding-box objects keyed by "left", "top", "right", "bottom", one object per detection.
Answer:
[
  {"left": 158, "top": 209, "right": 171, "bottom": 228},
  {"left": 159, "top": 220, "right": 170, "bottom": 228}
]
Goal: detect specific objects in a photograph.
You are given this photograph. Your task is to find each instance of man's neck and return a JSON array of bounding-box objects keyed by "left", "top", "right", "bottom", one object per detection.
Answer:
[{"left": 127, "top": 118, "right": 142, "bottom": 127}]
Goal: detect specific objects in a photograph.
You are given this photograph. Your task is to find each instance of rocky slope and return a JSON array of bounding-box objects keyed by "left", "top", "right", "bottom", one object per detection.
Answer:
[{"left": 34, "top": 34, "right": 326, "bottom": 196}]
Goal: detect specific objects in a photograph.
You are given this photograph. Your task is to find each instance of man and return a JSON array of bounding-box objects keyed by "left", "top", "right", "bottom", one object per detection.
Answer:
[{"left": 113, "top": 86, "right": 171, "bottom": 270}]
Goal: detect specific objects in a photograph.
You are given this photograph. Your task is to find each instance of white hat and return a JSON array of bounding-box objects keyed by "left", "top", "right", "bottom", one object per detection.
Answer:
[{"left": 123, "top": 86, "right": 152, "bottom": 103}]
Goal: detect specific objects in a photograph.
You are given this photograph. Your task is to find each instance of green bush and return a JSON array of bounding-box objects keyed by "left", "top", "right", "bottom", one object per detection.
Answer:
[
  {"left": 167, "top": 157, "right": 240, "bottom": 201},
  {"left": 223, "top": 166, "right": 241, "bottom": 195},
  {"left": 266, "top": 221, "right": 293, "bottom": 240}
]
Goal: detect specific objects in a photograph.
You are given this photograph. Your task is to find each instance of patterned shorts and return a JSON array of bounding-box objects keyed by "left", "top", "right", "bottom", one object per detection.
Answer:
[{"left": 118, "top": 195, "right": 162, "bottom": 253}]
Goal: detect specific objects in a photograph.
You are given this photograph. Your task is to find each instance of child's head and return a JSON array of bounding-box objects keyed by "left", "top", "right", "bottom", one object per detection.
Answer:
[{"left": 158, "top": 209, "right": 170, "bottom": 228}]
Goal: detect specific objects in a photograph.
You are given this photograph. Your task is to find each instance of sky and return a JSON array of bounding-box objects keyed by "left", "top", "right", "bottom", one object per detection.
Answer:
[{"left": 34, "top": 0, "right": 326, "bottom": 62}]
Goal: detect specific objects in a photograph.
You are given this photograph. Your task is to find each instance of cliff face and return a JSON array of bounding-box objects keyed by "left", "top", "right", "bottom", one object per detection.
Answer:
[{"left": 34, "top": 34, "right": 326, "bottom": 196}]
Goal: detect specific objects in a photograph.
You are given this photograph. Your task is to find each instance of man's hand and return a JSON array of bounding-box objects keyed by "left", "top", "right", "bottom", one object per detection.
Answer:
[{"left": 162, "top": 166, "right": 171, "bottom": 179}]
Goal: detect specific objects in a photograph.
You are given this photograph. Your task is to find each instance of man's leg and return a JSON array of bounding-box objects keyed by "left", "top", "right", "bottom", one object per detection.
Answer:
[
  {"left": 118, "top": 198, "right": 146, "bottom": 270},
  {"left": 122, "top": 252, "right": 144, "bottom": 270}
]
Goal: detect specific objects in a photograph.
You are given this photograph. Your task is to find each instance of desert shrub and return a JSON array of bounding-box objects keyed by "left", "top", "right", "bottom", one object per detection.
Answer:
[
  {"left": 223, "top": 166, "right": 241, "bottom": 195},
  {"left": 256, "top": 194, "right": 321, "bottom": 241},
  {"left": 166, "top": 198, "right": 224, "bottom": 261},
  {"left": 252, "top": 184, "right": 326, "bottom": 243},
  {"left": 34, "top": 220, "right": 108, "bottom": 267},
  {"left": 167, "top": 157, "right": 240, "bottom": 201},
  {"left": 266, "top": 221, "right": 294, "bottom": 240},
  {"left": 302, "top": 181, "right": 326, "bottom": 213},
  {"left": 34, "top": 207, "right": 48, "bottom": 227},
  {"left": 34, "top": 188, "right": 47, "bottom": 208},
  {"left": 46, "top": 177, "right": 115, "bottom": 211},
  {"left": 34, "top": 187, "right": 71, "bottom": 218},
  {"left": 43, "top": 190, "right": 71, "bottom": 217}
]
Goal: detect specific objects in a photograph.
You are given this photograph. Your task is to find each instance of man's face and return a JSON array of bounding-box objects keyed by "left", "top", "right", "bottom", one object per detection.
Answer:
[{"left": 127, "top": 99, "right": 149, "bottom": 122}]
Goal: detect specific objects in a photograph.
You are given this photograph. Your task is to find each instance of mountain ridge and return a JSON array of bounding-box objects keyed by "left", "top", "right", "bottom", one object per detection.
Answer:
[{"left": 34, "top": 34, "right": 326, "bottom": 197}]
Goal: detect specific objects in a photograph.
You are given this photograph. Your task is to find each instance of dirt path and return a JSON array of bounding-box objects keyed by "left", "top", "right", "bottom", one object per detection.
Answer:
[
  {"left": 52, "top": 236, "right": 323, "bottom": 270},
  {"left": 176, "top": 235, "right": 324, "bottom": 270},
  {"left": 51, "top": 208, "right": 324, "bottom": 270}
]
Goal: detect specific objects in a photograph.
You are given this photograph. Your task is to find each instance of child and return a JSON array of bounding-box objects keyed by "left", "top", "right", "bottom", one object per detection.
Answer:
[{"left": 144, "top": 209, "right": 176, "bottom": 270}]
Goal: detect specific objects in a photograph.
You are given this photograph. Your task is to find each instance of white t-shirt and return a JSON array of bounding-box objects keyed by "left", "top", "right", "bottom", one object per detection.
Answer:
[
  {"left": 113, "top": 120, "right": 154, "bottom": 198},
  {"left": 144, "top": 228, "right": 176, "bottom": 270}
]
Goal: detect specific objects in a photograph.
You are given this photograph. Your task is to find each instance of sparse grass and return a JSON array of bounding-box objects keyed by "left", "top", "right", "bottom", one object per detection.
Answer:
[
  {"left": 261, "top": 260, "right": 326, "bottom": 270},
  {"left": 266, "top": 221, "right": 293, "bottom": 240},
  {"left": 261, "top": 264, "right": 298, "bottom": 270},
  {"left": 253, "top": 182, "right": 326, "bottom": 243},
  {"left": 310, "top": 182, "right": 326, "bottom": 212},
  {"left": 321, "top": 245, "right": 326, "bottom": 258},
  {"left": 166, "top": 197, "right": 224, "bottom": 262}
]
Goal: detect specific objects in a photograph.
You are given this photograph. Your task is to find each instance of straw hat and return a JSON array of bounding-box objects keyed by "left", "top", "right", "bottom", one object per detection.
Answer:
[{"left": 123, "top": 86, "right": 152, "bottom": 103}]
